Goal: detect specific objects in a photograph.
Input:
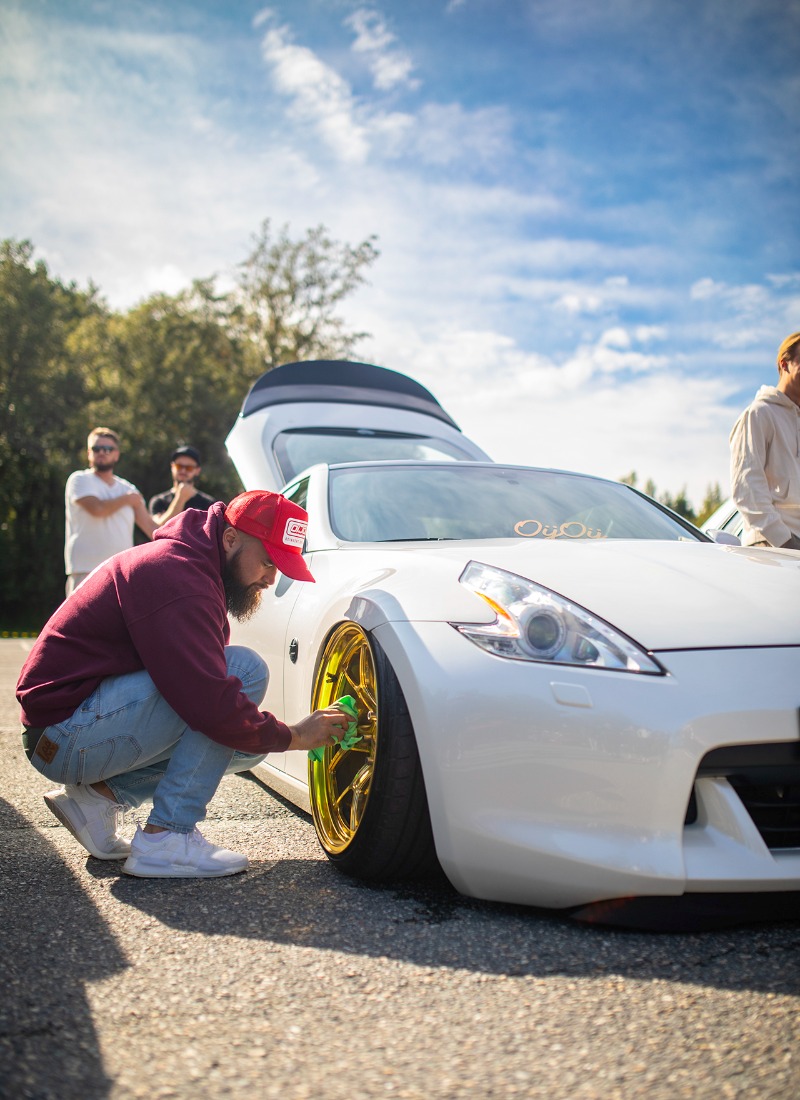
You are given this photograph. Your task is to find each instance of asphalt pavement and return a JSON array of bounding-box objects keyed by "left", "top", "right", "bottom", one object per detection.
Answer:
[{"left": 1, "top": 637, "right": 799, "bottom": 1100}]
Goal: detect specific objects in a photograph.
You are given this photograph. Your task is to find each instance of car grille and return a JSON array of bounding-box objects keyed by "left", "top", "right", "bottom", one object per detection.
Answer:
[
  {"left": 727, "top": 777, "right": 800, "bottom": 849},
  {"left": 692, "top": 741, "right": 800, "bottom": 850}
]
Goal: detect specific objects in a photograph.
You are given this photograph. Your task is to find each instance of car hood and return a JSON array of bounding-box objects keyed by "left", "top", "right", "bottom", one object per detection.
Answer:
[{"left": 341, "top": 539, "right": 800, "bottom": 651}]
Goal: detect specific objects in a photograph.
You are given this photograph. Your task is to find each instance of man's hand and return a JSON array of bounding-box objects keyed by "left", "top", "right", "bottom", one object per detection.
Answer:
[
  {"left": 287, "top": 707, "right": 353, "bottom": 752},
  {"left": 152, "top": 481, "right": 198, "bottom": 527},
  {"left": 172, "top": 482, "right": 196, "bottom": 506}
]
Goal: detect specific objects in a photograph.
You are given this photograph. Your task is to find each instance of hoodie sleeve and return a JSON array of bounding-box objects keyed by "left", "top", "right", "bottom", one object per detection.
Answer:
[
  {"left": 125, "top": 591, "right": 293, "bottom": 755},
  {"left": 730, "top": 404, "right": 792, "bottom": 547}
]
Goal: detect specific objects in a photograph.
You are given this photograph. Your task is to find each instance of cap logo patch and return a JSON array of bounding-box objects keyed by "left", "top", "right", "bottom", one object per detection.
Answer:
[{"left": 283, "top": 517, "right": 307, "bottom": 547}]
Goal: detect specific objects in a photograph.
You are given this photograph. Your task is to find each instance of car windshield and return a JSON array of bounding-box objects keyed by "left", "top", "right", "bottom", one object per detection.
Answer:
[
  {"left": 328, "top": 464, "right": 704, "bottom": 543},
  {"left": 273, "top": 428, "right": 471, "bottom": 483}
]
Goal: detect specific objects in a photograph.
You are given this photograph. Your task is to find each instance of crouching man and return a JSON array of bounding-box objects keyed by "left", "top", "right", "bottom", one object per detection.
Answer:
[{"left": 16, "top": 490, "right": 347, "bottom": 879}]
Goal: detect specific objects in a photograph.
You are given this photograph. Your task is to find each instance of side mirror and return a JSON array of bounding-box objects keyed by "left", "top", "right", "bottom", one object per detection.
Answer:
[{"left": 705, "top": 529, "right": 741, "bottom": 546}]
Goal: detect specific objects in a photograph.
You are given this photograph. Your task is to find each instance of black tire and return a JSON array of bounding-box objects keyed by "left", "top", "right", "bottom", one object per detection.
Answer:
[{"left": 309, "top": 622, "right": 437, "bottom": 881}]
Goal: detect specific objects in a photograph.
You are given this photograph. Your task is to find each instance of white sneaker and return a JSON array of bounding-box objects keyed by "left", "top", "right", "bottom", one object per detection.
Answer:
[
  {"left": 122, "top": 825, "right": 248, "bottom": 878},
  {"left": 44, "top": 785, "right": 131, "bottom": 860}
]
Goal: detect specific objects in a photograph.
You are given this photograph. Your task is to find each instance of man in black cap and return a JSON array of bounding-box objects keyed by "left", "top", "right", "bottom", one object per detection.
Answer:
[{"left": 149, "top": 445, "right": 216, "bottom": 527}]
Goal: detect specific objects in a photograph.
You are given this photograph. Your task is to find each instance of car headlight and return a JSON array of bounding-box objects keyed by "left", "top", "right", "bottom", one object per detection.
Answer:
[{"left": 451, "top": 561, "right": 664, "bottom": 674}]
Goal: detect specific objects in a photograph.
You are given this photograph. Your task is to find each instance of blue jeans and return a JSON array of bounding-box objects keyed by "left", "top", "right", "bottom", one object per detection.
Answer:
[{"left": 28, "top": 646, "right": 269, "bottom": 833}]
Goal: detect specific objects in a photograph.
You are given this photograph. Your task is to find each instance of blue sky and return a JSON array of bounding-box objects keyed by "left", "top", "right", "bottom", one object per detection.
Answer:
[{"left": 2, "top": 0, "right": 798, "bottom": 504}]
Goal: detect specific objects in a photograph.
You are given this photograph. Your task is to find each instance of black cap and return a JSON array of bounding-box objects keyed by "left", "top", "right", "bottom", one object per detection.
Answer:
[{"left": 171, "top": 445, "right": 201, "bottom": 464}]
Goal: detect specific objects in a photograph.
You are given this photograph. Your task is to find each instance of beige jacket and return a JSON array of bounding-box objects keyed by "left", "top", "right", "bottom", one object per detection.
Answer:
[{"left": 729, "top": 385, "right": 800, "bottom": 547}]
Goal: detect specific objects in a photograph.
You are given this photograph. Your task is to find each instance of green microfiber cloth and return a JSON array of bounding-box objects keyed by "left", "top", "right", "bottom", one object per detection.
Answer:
[{"left": 308, "top": 695, "right": 362, "bottom": 762}]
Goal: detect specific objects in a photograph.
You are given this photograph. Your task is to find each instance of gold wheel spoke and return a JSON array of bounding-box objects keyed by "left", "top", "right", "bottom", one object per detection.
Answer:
[
  {"left": 332, "top": 786, "right": 351, "bottom": 811},
  {"left": 341, "top": 671, "right": 360, "bottom": 696},
  {"left": 350, "top": 791, "right": 365, "bottom": 831}
]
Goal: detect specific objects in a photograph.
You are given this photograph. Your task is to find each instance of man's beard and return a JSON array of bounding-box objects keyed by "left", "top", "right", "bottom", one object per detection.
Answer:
[{"left": 223, "top": 548, "right": 263, "bottom": 622}]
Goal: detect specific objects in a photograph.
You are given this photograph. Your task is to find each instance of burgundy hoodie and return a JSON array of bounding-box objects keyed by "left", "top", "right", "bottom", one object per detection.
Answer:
[{"left": 16, "top": 502, "right": 293, "bottom": 755}]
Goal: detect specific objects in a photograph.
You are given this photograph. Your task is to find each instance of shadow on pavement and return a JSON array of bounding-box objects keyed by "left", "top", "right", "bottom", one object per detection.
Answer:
[
  {"left": 105, "top": 849, "right": 800, "bottom": 997},
  {"left": 0, "top": 797, "right": 126, "bottom": 1100}
]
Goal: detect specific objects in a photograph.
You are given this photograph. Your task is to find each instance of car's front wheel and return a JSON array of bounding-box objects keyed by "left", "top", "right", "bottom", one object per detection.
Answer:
[{"left": 308, "top": 621, "right": 436, "bottom": 880}]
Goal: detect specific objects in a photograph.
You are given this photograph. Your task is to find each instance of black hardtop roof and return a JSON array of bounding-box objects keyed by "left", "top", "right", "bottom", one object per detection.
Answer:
[{"left": 240, "top": 360, "right": 460, "bottom": 430}]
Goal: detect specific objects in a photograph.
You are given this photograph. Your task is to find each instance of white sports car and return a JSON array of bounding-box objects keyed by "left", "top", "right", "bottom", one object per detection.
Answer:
[{"left": 226, "top": 361, "right": 800, "bottom": 925}]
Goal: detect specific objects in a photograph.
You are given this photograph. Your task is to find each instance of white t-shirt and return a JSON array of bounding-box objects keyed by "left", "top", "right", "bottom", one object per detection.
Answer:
[{"left": 64, "top": 469, "right": 138, "bottom": 575}]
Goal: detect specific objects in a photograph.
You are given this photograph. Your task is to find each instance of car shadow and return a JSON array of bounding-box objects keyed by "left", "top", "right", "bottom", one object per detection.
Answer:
[
  {"left": 104, "top": 847, "right": 800, "bottom": 997},
  {"left": 0, "top": 797, "right": 126, "bottom": 1100}
]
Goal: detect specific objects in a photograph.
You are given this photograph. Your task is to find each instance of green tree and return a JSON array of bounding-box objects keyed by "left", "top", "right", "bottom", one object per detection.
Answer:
[
  {"left": 619, "top": 471, "right": 700, "bottom": 523},
  {"left": 233, "top": 220, "right": 379, "bottom": 367},
  {"left": 696, "top": 482, "right": 724, "bottom": 526},
  {"left": 0, "top": 240, "right": 104, "bottom": 627},
  {"left": 72, "top": 282, "right": 258, "bottom": 506},
  {"left": 658, "top": 487, "right": 696, "bottom": 524}
]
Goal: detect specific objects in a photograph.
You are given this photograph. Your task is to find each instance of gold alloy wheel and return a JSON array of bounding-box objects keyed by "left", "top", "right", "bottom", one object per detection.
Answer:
[{"left": 309, "top": 623, "right": 378, "bottom": 854}]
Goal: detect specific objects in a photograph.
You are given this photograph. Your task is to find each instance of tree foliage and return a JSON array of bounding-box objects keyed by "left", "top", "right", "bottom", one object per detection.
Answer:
[
  {"left": 0, "top": 240, "right": 106, "bottom": 626},
  {"left": 70, "top": 284, "right": 258, "bottom": 505},
  {"left": 233, "top": 220, "right": 379, "bottom": 367},
  {"left": 619, "top": 471, "right": 725, "bottom": 526},
  {"left": 0, "top": 225, "right": 378, "bottom": 628}
]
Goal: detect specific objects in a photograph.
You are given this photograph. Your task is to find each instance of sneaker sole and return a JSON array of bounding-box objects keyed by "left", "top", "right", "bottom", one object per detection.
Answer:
[
  {"left": 121, "top": 856, "right": 248, "bottom": 879},
  {"left": 44, "top": 792, "right": 131, "bottom": 860}
]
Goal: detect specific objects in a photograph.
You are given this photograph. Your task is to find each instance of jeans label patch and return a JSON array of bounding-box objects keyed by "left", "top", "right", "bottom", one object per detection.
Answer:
[{"left": 35, "top": 735, "right": 59, "bottom": 764}]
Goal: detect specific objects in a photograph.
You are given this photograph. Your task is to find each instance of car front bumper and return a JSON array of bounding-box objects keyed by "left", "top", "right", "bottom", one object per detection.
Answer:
[{"left": 375, "top": 622, "right": 800, "bottom": 909}]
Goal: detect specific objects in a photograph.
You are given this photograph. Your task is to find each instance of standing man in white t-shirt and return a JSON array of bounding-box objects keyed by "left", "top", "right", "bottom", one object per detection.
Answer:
[{"left": 64, "top": 427, "right": 157, "bottom": 595}]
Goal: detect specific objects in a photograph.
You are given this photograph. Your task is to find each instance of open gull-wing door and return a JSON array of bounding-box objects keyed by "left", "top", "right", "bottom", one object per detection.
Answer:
[{"left": 225, "top": 360, "right": 491, "bottom": 491}]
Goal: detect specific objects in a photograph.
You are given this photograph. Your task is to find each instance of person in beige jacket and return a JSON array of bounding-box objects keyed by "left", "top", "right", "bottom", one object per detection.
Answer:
[{"left": 729, "top": 331, "right": 800, "bottom": 550}]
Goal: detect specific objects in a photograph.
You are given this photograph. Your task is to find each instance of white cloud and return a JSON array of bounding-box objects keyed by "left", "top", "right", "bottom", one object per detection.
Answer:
[
  {"left": 712, "top": 328, "right": 763, "bottom": 350},
  {"left": 766, "top": 273, "right": 800, "bottom": 289},
  {"left": 556, "top": 293, "right": 604, "bottom": 315},
  {"left": 565, "top": 339, "right": 666, "bottom": 378},
  {"left": 370, "top": 53, "right": 417, "bottom": 91},
  {"left": 256, "top": 16, "right": 512, "bottom": 169},
  {"left": 691, "top": 277, "right": 771, "bottom": 315},
  {"left": 346, "top": 8, "right": 419, "bottom": 91},
  {"left": 551, "top": 280, "right": 664, "bottom": 318},
  {"left": 782, "top": 298, "right": 800, "bottom": 326},
  {"left": 599, "top": 327, "right": 630, "bottom": 349},
  {"left": 347, "top": 9, "right": 394, "bottom": 53},
  {"left": 259, "top": 21, "right": 369, "bottom": 163},
  {"left": 690, "top": 278, "right": 719, "bottom": 301},
  {"left": 634, "top": 325, "right": 666, "bottom": 343},
  {"left": 411, "top": 102, "right": 512, "bottom": 166},
  {"left": 141, "top": 263, "right": 192, "bottom": 298}
]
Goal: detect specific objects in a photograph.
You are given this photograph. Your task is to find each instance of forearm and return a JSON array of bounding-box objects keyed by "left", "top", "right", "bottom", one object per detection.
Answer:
[
  {"left": 152, "top": 484, "right": 196, "bottom": 527},
  {"left": 134, "top": 502, "right": 157, "bottom": 539},
  {"left": 152, "top": 496, "right": 185, "bottom": 527},
  {"left": 77, "top": 495, "right": 133, "bottom": 518}
]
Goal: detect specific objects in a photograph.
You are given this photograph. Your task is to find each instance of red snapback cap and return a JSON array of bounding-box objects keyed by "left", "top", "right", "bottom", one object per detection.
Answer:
[{"left": 224, "top": 490, "right": 315, "bottom": 582}]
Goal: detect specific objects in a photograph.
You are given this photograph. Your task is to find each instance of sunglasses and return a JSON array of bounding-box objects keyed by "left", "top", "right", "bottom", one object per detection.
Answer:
[
  {"left": 91, "top": 445, "right": 117, "bottom": 453},
  {"left": 173, "top": 463, "right": 199, "bottom": 472}
]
